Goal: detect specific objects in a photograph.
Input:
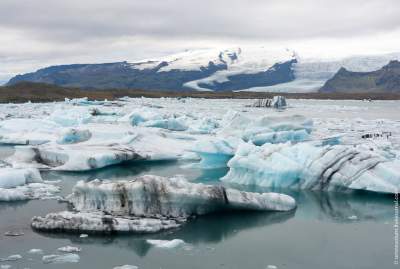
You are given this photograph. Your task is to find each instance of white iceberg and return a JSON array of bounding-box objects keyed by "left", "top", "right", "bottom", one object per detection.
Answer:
[
  {"left": 7, "top": 126, "right": 191, "bottom": 171},
  {"left": 0, "top": 167, "right": 60, "bottom": 201},
  {"left": 222, "top": 142, "right": 400, "bottom": 193},
  {"left": 0, "top": 118, "right": 58, "bottom": 145}
]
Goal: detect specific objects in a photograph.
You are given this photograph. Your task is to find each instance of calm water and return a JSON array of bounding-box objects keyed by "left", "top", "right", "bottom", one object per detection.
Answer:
[{"left": 0, "top": 147, "right": 396, "bottom": 269}]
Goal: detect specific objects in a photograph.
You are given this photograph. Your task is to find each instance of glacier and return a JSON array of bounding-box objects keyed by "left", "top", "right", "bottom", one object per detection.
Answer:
[
  {"left": 222, "top": 142, "right": 400, "bottom": 193},
  {"left": 31, "top": 175, "right": 295, "bottom": 234}
]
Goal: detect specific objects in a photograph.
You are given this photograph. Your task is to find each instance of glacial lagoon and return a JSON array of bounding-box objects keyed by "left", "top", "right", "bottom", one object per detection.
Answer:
[{"left": 0, "top": 98, "right": 399, "bottom": 269}]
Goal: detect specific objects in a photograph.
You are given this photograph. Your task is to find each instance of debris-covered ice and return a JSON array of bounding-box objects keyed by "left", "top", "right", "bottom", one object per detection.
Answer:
[{"left": 31, "top": 175, "right": 295, "bottom": 234}]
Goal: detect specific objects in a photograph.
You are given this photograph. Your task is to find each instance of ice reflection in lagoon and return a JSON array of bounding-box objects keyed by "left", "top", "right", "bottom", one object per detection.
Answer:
[{"left": 0, "top": 158, "right": 395, "bottom": 269}]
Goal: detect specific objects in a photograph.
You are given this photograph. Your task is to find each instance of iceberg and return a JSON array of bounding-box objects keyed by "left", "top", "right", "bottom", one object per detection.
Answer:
[
  {"left": 0, "top": 168, "right": 60, "bottom": 201},
  {"left": 31, "top": 175, "right": 295, "bottom": 234},
  {"left": 48, "top": 106, "right": 93, "bottom": 127},
  {"left": 0, "top": 119, "right": 58, "bottom": 145},
  {"left": 122, "top": 108, "right": 188, "bottom": 131},
  {"left": 222, "top": 142, "right": 400, "bottom": 193},
  {"left": 191, "top": 137, "right": 239, "bottom": 168},
  {"left": 271, "top": 95, "right": 287, "bottom": 108}
]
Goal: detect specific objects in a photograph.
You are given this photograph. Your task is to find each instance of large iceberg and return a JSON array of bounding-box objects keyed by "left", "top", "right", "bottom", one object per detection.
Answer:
[
  {"left": 7, "top": 127, "right": 192, "bottom": 171},
  {"left": 31, "top": 175, "right": 295, "bottom": 234},
  {"left": 191, "top": 114, "right": 313, "bottom": 168},
  {"left": 222, "top": 142, "right": 400, "bottom": 193}
]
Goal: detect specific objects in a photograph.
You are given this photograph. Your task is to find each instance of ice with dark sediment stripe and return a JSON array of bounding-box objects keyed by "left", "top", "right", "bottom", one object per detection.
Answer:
[
  {"left": 222, "top": 142, "right": 400, "bottom": 193},
  {"left": 31, "top": 175, "right": 295, "bottom": 234}
]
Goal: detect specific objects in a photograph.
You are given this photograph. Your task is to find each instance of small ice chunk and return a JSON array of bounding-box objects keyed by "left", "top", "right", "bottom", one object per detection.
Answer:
[
  {"left": 28, "top": 249, "right": 43, "bottom": 254},
  {"left": 348, "top": 215, "right": 358, "bottom": 220},
  {"left": 4, "top": 231, "right": 24, "bottom": 236},
  {"left": 57, "top": 128, "right": 92, "bottom": 144},
  {"left": 147, "top": 239, "right": 185, "bottom": 249},
  {"left": 57, "top": 246, "right": 81, "bottom": 253},
  {"left": 113, "top": 265, "right": 139, "bottom": 269},
  {"left": 0, "top": 254, "right": 22, "bottom": 262},
  {"left": 267, "top": 265, "right": 278, "bottom": 269},
  {"left": 42, "top": 254, "right": 80, "bottom": 264},
  {"left": 1, "top": 265, "right": 11, "bottom": 269},
  {"left": 79, "top": 234, "right": 88, "bottom": 238}
]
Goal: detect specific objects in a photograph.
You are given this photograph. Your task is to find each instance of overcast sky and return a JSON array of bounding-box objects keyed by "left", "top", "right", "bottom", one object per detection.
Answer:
[{"left": 1, "top": 0, "right": 400, "bottom": 83}]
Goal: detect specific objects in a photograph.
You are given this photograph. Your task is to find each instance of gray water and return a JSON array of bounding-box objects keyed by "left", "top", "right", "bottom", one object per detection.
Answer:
[{"left": 0, "top": 148, "right": 396, "bottom": 269}]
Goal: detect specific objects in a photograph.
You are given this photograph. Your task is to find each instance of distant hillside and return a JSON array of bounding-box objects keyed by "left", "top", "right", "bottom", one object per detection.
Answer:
[
  {"left": 320, "top": 60, "right": 400, "bottom": 93},
  {"left": 1, "top": 82, "right": 400, "bottom": 103}
]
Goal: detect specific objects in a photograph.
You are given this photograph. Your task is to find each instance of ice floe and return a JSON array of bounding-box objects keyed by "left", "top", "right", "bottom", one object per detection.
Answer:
[
  {"left": 57, "top": 246, "right": 81, "bottom": 253},
  {"left": 113, "top": 265, "right": 138, "bottom": 269},
  {"left": 147, "top": 239, "right": 185, "bottom": 248},
  {"left": 28, "top": 249, "right": 44, "bottom": 255},
  {"left": 42, "top": 253, "right": 80, "bottom": 264},
  {"left": 0, "top": 254, "right": 22, "bottom": 262}
]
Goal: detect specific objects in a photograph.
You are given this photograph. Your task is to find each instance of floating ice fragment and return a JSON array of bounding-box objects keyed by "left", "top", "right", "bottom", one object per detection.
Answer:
[
  {"left": 113, "top": 265, "right": 138, "bottom": 269},
  {"left": 0, "top": 265, "right": 11, "bottom": 269},
  {"left": 348, "top": 215, "right": 358, "bottom": 220},
  {"left": 28, "top": 249, "right": 43, "bottom": 254},
  {"left": 42, "top": 254, "right": 80, "bottom": 264},
  {"left": 79, "top": 234, "right": 88, "bottom": 238},
  {"left": 267, "top": 265, "right": 278, "bottom": 269},
  {"left": 57, "top": 246, "right": 81, "bottom": 253},
  {"left": 4, "top": 231, "right": 24, "bottom": 236},
  {"left": 147, "top": 239, "right": 185, "bottom": 249},
  {"left": 0, "top": 255, "right": 22, "bottom": 262}
]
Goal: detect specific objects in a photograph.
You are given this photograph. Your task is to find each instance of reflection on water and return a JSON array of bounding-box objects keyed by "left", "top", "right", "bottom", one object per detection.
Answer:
[
  {"left": 34, "top": 210, "right": 295, "bottom": 257},
  {"left": 0, "top": 149, "right": 396, "bottom": 269}
]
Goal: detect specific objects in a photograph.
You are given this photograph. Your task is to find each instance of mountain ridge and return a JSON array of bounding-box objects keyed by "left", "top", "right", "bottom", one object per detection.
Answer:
[{"left": 319, "top": 60, "right": 400, "bottom": 93}]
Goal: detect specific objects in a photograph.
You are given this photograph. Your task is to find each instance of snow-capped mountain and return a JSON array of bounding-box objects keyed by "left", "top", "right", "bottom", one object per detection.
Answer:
[{"left": 6, "top": 47, "right": 400, "bottom": 92}]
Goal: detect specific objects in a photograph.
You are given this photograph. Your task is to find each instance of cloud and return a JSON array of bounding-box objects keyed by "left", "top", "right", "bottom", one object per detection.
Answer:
[{"left": 1, "top": 0, "right": 400, "bottom": 82}]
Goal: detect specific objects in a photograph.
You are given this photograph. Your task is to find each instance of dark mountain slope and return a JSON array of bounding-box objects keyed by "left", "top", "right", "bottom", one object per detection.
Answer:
[{"left": 320, "top": 60, "right": 400, "bottom": 93}]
